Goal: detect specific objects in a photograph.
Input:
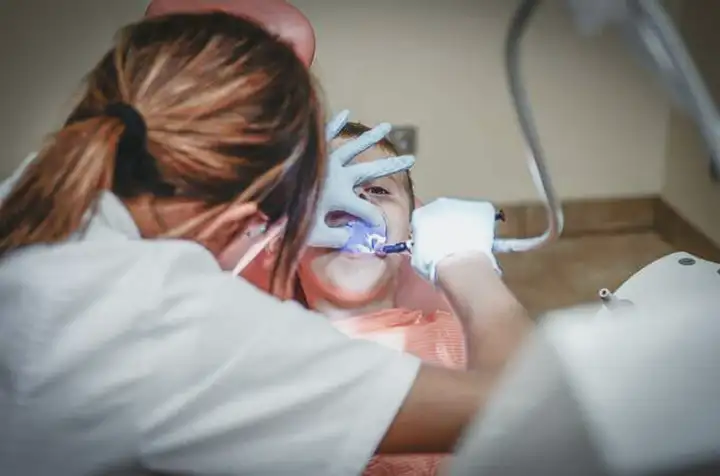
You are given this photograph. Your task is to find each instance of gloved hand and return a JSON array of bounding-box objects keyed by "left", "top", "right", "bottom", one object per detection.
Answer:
[
  {"left": 306, "top": 110, "right": 416, "bottom": 249},
  {"left": 411, "top": 197, "right": 500, "bottom": 283}
]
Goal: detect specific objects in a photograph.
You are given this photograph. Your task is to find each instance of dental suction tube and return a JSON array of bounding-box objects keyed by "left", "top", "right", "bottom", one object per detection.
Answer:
[
  {"left": 493, "top": 0, "right": 564, "bottom": 254},
  {"left": 567, "top": 0, "right": 720, "bottom": 174},
  {"left": 630, "top": 0, "right": 720, "bottom": 173}
]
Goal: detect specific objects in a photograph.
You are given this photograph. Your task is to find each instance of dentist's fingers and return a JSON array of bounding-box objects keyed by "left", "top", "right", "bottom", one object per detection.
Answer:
[
  {"left": 333, "top": 123, "right": 392, "bottom": 166},
  {"left": 340, "top": 194, "right": 385, "bottom": 228},
  {"left": 325, "top": 110, "right": 350, "bottom": 142},
  {"left": 350, "top": 155, "right": 416, "bottom": 185}
]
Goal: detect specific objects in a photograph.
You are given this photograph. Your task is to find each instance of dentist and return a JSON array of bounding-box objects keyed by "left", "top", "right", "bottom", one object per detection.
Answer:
[{"left": 0, "top": 4, "right": 529, "bottom": 476}]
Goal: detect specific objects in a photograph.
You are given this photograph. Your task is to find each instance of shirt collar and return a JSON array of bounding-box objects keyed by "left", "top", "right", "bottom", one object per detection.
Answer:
[
  {"left": 0, "top": 155, "right": 142, "bottom": 241},
  {"left": 75, "top": 192, "right": 142, "bottom": 241}
]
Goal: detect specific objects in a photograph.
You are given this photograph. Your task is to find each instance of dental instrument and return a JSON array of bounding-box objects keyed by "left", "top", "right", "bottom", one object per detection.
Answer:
[
  {"left": 564, "top": 0, "right": 720, "bottom": 169},
  {"left": 381, "top": 241, "right": 412, "bottom": 254},
  {"left": 492, "top": 0, "right": 564, "bottom": 254}
]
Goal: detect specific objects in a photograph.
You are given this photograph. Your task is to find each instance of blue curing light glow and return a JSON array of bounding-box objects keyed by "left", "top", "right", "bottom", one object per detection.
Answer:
[{"left": 339, "top": 220, "right": 388, "bottom": 254}]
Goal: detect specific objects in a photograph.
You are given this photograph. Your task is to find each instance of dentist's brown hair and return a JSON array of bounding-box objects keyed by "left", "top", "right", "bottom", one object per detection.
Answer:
[
  {"left": 0, "top": 12, "right": 326, "bottom": 292},
  {"left": 144, "top": 0, "right": 317, "bottom": 67}
]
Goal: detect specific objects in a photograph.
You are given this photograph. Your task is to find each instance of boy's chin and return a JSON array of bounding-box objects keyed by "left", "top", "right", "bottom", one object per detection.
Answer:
[
  {"left": 326, "top": 278, "right": 389, "bottom": 296},
  {"left": 323, "top": 266, "right": 390, "bottom": 292}
]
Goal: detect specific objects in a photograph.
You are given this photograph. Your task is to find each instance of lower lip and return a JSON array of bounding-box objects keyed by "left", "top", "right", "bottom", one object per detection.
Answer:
[
  {"left": 339, "top": 252, "right": 379, "bottom": 260},
  {"left": 326, "top": 212, "right": 358, "bottom": 227}
]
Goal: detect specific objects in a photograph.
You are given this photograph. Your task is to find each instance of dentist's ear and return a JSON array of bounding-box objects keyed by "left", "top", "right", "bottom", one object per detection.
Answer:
[{"left": 200, "top": 201, "right": 263, "bottom": 258}]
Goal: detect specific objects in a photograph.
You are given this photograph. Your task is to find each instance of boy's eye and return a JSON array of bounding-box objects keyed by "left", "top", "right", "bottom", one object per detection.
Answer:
[{"left": 366, "top": 186, "right": 390, "bottom": 195}]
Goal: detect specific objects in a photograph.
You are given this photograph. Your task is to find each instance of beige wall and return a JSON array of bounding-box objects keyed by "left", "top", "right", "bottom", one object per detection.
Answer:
[
  {"left": 0, "top": 0, "right": 670, "bottom": 203},
  {"left": 661, "top": 1, "right": 720, "bottom": 245},
  {"left": 0, "top": 0, "right": 149, "bottom": 179},
  {"left": 296, "top": 0, "right": 670, "bottom": 202}
]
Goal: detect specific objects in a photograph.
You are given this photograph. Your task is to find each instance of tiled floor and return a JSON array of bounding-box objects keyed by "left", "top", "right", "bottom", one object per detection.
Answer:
[{"left": 498, "top": 232, "right": 675, "bottom": 316}]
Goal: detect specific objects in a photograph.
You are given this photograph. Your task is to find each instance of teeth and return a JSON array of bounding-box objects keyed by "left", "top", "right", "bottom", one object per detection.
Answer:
[{"left": 338, "top": 220, "right": 388, "bottom": 254}]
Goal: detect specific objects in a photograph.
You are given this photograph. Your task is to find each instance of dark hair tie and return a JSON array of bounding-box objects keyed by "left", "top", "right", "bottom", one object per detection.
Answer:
[
  {"left": 102, "top": 102, "right": 175, "bottom": 197},
  {"left": 105, "top": 103, "right": 147, "bottom": 147}
]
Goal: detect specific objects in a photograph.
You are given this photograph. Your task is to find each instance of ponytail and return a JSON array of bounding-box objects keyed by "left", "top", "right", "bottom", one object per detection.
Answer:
[
  {"left": 0, "top": 11, "right": 330, "bottom": 290},
  {"left": 0, "top": 118, "right": 120, "bottom": 258}
]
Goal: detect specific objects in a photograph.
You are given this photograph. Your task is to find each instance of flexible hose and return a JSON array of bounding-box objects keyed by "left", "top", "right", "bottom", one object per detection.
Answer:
[
  {"left": 634, "top": 0, "right": 720, "bottom": 172},
  {"left": 494, "top": 0, "right": 565, "bottom": 253}
]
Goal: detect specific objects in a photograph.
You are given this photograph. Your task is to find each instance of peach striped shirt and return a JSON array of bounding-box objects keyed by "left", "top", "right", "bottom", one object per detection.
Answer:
[{"left": 331, "top": 308, "right": 467, "bottom": 476}]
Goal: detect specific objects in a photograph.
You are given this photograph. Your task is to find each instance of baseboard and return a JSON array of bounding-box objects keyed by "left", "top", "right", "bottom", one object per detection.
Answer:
[
  {"left": 495, "top": 196, "right": 657, "bottom": 238},
  {"left": 496, "top": 195, "right": 720, "bottom": 261},
  {"left": 653, "top": 199, "right": 720, "bottom": 262}
]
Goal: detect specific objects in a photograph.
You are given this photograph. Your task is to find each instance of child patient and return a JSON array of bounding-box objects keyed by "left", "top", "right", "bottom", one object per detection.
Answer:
[
  {"left": 222, "top": 122, "right": 466, "bottom": 474},
  {"left": 296, "top": 122, "right": 467, "bottom": 475}
]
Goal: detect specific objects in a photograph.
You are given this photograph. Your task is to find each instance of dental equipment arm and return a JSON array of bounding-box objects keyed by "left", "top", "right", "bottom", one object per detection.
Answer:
[
  {"left": 497, "top": 0, "right": 720, "bottom": 254},
  {"left": 564, "top": 0, "right": 720, "bottom": 168},
  {"left": 493, "top": 0, "right": 564, "bottom": 254}
]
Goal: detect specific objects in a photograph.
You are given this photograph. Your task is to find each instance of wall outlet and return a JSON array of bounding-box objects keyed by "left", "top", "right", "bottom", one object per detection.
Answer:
[{"left": 387, "top": 126, "right": 417, "bottom": 155}]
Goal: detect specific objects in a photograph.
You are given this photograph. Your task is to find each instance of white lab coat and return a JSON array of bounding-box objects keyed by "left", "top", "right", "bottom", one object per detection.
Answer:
[{"left": 0, "top": 189, "right": 421, "bottom": 475}]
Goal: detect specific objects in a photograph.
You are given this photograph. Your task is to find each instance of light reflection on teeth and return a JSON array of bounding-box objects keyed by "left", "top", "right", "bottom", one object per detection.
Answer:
[{"left": 338, "top": 220, "right": 388, "bottom": 254}]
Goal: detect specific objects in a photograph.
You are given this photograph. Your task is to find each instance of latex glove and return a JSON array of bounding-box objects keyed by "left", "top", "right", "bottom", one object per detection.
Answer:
[
  {"left": 411, "top": 197, "right": 499, "bottom": 283},
  {"left": 306, "top": 110, "right": 416, "bottom": 248}
]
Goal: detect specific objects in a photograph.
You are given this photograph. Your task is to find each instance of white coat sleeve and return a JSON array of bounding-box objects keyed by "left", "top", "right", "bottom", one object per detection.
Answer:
[
  {"left": 133, "top": 244, "right": 422, "bottom": 476},
  {"left": 448, "top": 329, "right": 609, "bottom": 476},
  {"left": 450, "top": 298, "right": 720, "bottom": 476}
]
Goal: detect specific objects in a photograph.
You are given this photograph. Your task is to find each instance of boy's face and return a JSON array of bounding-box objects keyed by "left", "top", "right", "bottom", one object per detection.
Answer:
[{"left": 299, "top": 138, "right": 413, "bottom": 296}]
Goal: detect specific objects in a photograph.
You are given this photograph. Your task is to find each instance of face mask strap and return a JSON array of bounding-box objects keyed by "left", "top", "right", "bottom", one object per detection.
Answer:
[{"left": 231, "top": 220, "right": 285, "bottom": 277}]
